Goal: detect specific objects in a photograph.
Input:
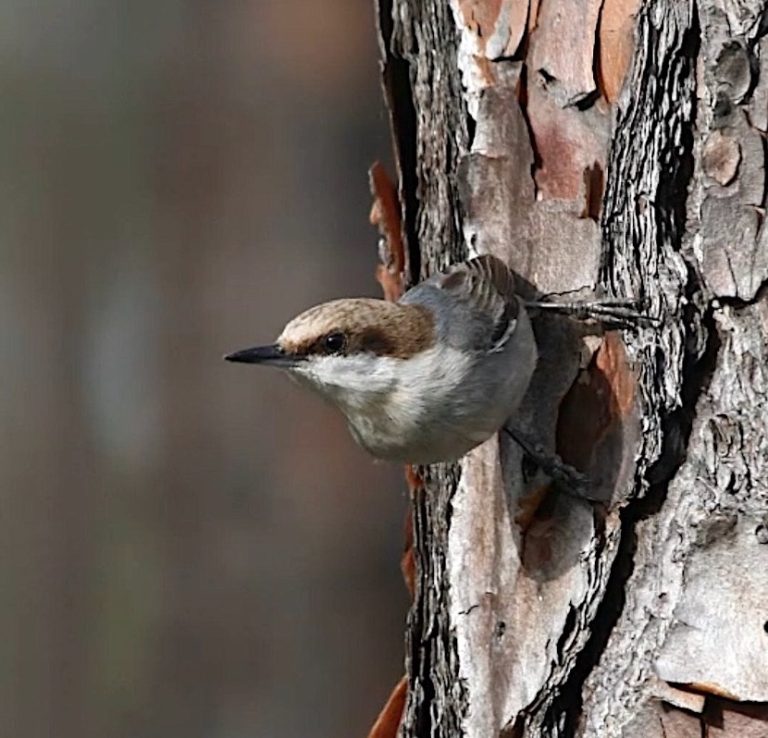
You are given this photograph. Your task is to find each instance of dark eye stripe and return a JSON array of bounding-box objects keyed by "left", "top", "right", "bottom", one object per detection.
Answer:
[
  {"left": 303, "top": 329, "right": 394, "bottom": 357},
  {"left": 357, "top": 328, "right": 397, "bottom": 356}
]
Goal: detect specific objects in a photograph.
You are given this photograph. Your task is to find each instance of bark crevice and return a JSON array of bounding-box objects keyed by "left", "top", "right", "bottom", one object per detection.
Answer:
[{"left": 375, "top": 0, "right": 421, "bottom": 284}]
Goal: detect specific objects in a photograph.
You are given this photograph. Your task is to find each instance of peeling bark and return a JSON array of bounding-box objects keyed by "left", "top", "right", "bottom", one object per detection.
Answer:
[{"left": 374, "top": 0, "right": 768, "bottom": 736}]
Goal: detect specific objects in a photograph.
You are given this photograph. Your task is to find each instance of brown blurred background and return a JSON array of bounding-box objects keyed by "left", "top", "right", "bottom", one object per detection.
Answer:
[{"left": 0, "top": 1, "right": 409, "bottom": 736}]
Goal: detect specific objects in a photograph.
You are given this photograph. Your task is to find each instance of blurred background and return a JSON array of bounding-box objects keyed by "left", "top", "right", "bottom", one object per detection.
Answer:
[{"left": 0, "top": 1, "right": 409, "bottom": 737}]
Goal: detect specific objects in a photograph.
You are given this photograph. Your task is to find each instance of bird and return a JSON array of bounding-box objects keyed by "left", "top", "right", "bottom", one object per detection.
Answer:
[{"left": 225, "top": 254, "right": 538, "bottom": 465}]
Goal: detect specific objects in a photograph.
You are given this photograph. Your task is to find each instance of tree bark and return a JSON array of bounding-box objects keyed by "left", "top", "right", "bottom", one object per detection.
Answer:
[{"left": 374, "top": 1, "right": 768, "bottom": 736}]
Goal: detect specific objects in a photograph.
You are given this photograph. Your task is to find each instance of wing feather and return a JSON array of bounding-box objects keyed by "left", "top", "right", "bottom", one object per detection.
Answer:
[{"left": 437, "top": 255, "right": 520, "bottom": 352}]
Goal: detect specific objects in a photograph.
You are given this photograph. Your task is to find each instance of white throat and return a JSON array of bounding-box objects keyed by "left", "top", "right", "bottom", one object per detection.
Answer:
[
  {"left": 291, "top": 353, "right": 401, "bottom": 413},
  {"left": 290, "top": 344, "right": 474, "bottom": 429}
]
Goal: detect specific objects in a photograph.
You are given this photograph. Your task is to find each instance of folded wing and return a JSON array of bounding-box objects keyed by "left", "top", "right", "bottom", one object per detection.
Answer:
[{"left": 437, "top": 254, "right": 520, "bottom": 352}]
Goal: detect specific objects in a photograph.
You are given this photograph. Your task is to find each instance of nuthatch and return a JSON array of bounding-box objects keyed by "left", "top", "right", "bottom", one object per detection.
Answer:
[
  {"left": 226, "top": 255, "right": 640, "bottom": 487},
  {"left": 227, "top": 255, "right": 537, "bottom": 463}
]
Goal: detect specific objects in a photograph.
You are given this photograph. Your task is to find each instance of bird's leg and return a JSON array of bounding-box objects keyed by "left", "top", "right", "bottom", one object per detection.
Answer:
[
  {"left": 524, "top": 298, "right": 657, "bottom": 331},
  {"left": 502, "top": 423, "right": 598, "bottom": 501}
]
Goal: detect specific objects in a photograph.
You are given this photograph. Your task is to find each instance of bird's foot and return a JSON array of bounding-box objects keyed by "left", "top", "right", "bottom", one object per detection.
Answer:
[
  {"left": 502, "top": 424, "right": 598, "bottom": 502},
  {"left": 525, "top": 297, "right": 658, "bottom": 331}
]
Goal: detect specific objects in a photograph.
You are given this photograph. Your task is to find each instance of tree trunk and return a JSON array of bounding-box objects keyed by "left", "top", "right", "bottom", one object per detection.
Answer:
[{"left": 373, "top": 1, "right": 768, "bottom": 736}]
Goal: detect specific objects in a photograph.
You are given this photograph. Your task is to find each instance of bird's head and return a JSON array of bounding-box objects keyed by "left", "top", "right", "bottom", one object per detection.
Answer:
[{"left": 225, "top": 298, "right": 435, "bottom": 412}]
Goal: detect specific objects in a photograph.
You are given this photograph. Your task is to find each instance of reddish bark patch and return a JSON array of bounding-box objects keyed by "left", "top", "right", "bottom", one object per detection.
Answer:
[
  {"left": 457, "top": 0, "right": 504, "bottom": 39},
  {"left": 528, "top": 0, "right": 541, "bottom": 32},
  {"left": 520, "top": 493, "right": 559, "bottom": 569},
  {"left": 597, "top": 0, "right": 641, "bottom": 103},
  {"left": 525, "top": 82, "right": 606, "bottom": 200},
  {"left": 556, "top": 333, "right": 635, "bottom": 489},
  {"left": 514, "top": 483, "right": 551, "bottom": 532},
  {"left": 456, "top": 0, "right": 529, "bottom": 58},
  {"left": 655, "top": 706, "right": 704, "bottom": 738},
  {"left": 369, "top": 161, "right": 406, "bottom": 302},
  {"left": 704, "top": 697, "right": 768, "bottom": 736},
  {"left": 687, "top": 682, "right": 744, "bottom": 702},
  {"left": 529, "top": 0, "right": 601, "bottom": 106},
  {"left": 400, "top": 465, "right": 423, "bottom": 599},
  {"left": 475, "top": 55, "right": 498, "bottom": 87},
  {"left": 366, "top": 675, "right": 408, "bottom": 738},
  {"left": 530, "top": 119, "right": 580, "bottom": 198},
  {"left": 400, "top": 507, "right": 415, "bottom": 601},
  {"left": 595, "top": 331, "right": 635, "bottom": 416}
]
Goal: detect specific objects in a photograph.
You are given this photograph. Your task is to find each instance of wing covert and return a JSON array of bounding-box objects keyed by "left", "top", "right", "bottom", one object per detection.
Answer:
[{"left": 437, "top": 255, "right": 520, "bottom": 352}]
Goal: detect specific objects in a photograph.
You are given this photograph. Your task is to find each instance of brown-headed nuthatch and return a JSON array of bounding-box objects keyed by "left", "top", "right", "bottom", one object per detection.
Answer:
[
  {"left": 226, "top": 255, "right": 537, "bottom": 465},
  {"left": 226, "top": 255, "right": 642, "bottom": 489}
]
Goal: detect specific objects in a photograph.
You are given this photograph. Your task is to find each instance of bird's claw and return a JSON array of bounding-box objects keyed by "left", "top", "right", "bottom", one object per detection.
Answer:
[
  {"left": 525, "top": 296, "right": 659, "bottom": 331},
  {"left": 503, "top": 425, "right": 598, "bottom": 502}
]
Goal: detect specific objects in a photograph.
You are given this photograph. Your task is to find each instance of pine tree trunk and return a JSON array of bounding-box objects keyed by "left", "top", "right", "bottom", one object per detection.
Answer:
[{"left": 374, "top": 1, "right": 768, "bottom": 736}]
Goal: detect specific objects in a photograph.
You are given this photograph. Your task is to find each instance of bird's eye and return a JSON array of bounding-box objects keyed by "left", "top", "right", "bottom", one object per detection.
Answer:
[{"left": 323, "top": 332, "right": 346, "bottom": 354}]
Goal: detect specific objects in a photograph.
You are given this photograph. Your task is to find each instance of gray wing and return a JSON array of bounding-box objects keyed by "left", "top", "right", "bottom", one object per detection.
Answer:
[{"left": 402, "top": 255, "right": 520, "bottom": 353}]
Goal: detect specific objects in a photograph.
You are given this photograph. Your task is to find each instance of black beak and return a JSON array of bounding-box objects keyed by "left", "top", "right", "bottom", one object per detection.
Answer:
[{"left": 224, "top": 343, "right": 296, "bottom": 367}]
